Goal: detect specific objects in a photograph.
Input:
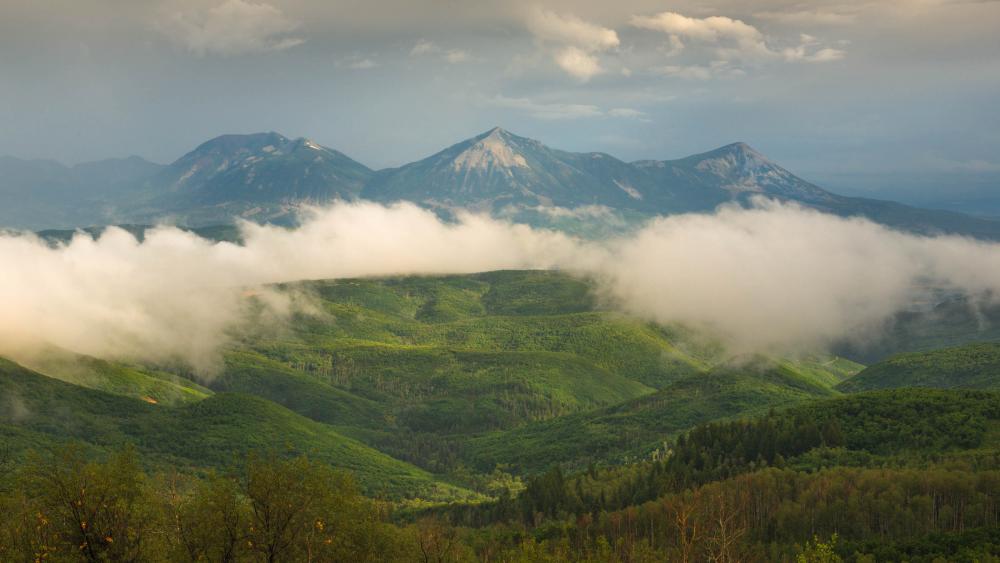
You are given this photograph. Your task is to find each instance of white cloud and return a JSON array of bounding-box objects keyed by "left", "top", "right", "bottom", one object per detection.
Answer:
[
  {"left": 5, "top": 201, "right": 1000, "bottom": 373},
  {"left": 553, "top": 46, "right": 603, "bottom": 80},
  {"left": 782, "top": 33, "right": 847, "bottom": 62},
  {"left": 754, "top": 9, "right": 857, "bottom": 26},
  {"left": 631, "top": 12, "right": 773, "bottom": 61},
  {"left": 484, "top": 95, "right": 646, "bottom": 121},
  {"left": 485, "top": 94, "right": 603, "bottom": 120},
  {"left": 158, "top": 0, "right": 304, "bottom": 56},
  {"left": 608, "top": 107, "right": 646, "bottom": 118},
  {"left": 445, "top": 49, "right": 472, "bottom": 64},
  {"left": 0, "top": 203, "right": 579, "bottom": 375},
  {"left": 334, "top": 54, "right": 380, "bottom": 70},
  {"left": 410, "top": 39, "right": 473, "bottom": 64},
  {"left": 651, "top": 60, "right": 747, "bottom": 80},
  {"left": 631, "top": 10, "right": 846, "bottom": 68},
  {"left": 786, "top": 46, "right": 846, "bottom": 62},
  {"left": 654, "top": 64, "right": 714, "bottom": 80},
  {"left": 410, "top": 39, "right": 438, "bottom": 56},
  {"left": 349, "top": 58, "right": 378, "bottom": 69},
  {"left": 526, "top": 7, "right": 619, "bottom": 51},
  {"left": 525, "top": 7, "right": 620, "bottom": 81}
]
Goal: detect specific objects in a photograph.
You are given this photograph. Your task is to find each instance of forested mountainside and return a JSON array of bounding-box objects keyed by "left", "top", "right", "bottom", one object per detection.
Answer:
[{"left": 2, "top": 270, "right": 999, "bottom": 560}]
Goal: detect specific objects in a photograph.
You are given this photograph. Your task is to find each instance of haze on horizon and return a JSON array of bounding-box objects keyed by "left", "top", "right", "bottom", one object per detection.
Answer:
[{"left": 1, "top": 0, "right": 999, "bottom": 209}]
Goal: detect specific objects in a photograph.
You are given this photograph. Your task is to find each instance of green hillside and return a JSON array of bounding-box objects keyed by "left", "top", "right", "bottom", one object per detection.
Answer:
[
  {"left": 4, "top": 269, "right": 1000, "bottom": 561},
  {"left": 0, "top": 358, "right": 473, "bottom": 501},
  {"left": 786, "top": 388, "right": 1000, "bottom": 461},
  {"left": 834, "top": 297, "right": 1000, "bottom": 363},
  {"left": 217, "top": 271, "right": 716, "bottom": 458},
  {"left": 21, "top": 349, "right": 210, "bottom": 406},
  {"left": 462, "top": 358, "right": 850, "bottom": 473},
  {"left": 838, "top": 341, "right": 1000, "bottom": 392},
  {"left": 266, "top": 271, "right": 716, "bottom": 390},
  {"left": 0, "top": 271, "right": 867, "bottom": 500},
  {"left": 525, "top": 387, "right": 1000, "bottom": 518},
  {"left": 212, "top": 271, "right": 863, "bottom": 476},
  {"left": 664, "top": 387, "right": 1000, "bottom": 485},
  {"left": 213, "top": 350, "right": 389, "bottom": 429}
]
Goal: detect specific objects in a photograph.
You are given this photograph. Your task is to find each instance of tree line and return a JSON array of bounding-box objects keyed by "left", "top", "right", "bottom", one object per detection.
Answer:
[{"left": 1, "top": 445, "right": 997, "bottom": 562}]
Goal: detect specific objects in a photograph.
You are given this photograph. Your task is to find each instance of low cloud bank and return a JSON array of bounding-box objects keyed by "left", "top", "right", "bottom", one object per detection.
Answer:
[
  {"left": 1, "top": 200, "right": 998, "bottom": 375},
  {"left": 599, "top": 201, "right": 1000, "bottom": 352},
  {"left": 0, "top": 204, "right": 577, "bottom": 374}
]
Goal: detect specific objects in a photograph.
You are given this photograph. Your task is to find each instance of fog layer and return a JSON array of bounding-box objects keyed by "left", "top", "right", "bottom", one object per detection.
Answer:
[{"left": 2, "top": 200, "right": 998, "bottom": 374}]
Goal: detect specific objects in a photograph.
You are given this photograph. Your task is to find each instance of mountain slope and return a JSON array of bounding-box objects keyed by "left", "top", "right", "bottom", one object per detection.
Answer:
[
  {"left": 641, "top": 142, "right": 1000, "bottom": 238},
  {"left": 462, "top": 358, "right": 850, "bottom": 473},
  {"left": 363, "top": 128, "right": 751, "bottom": 216},
  {"left": 0, "top": 357, "right": 472, "bottom": 500},
  {"left": 833, "top": 295, "right": 1000, "bottom": 364},
  {"left": 838, "top": 342, "right": 1000, "bottom": 392},
  {"left": 786, "top": 388, "right": 1000, "bottom": 459},
  {"left": 635, "top": 141, "right": 833, "bottom": 206},
  {"left": 234, "top": 271, "right": 707, "bottom": 441},
  {"left": 19, "top": 348, "right": 210, "bottom": 406},
  {"left": 364, "top": 129, "right": 1000, "bottom": 239},
  {"left": 363, "top": 127, "right": 652, "bottom": 212},
  {"left": 0, "top": 155, "right": 164, "bottom": 229},
  {"left": 129, "top": 132, "right": 373, "bottom": 225},
  {"left": 5, "top": 128, "right": 1000, "bottom": 239}
]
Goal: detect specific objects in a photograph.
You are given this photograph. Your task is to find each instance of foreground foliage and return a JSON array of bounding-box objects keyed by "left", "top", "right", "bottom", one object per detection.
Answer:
[{"left": 0, "top": 446, "right": 997, "bottom": 562}]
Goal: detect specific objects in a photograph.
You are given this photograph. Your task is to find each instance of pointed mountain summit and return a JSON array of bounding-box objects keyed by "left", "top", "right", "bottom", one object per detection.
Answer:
[
  {"left": 363, "top": 127, "right": 688, "bottom": 212},
  {"left": 632, "top": 141, "right": 836, "bottom": 206},
  {"left": 4, "top": 128, "right": 1000, "bottom": 239},
  {"left": 450, "top": 127, "right": 531, "bottom": 173},
  {"left": 155, "top": 132, "right": 371, "bottom": 198},
  {"left": 130, "top": 132, "right": 373, "bottom": 224}
]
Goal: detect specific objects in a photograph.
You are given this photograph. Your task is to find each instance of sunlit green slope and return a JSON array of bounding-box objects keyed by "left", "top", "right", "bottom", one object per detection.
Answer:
[
  {"left": 838, "top": 341, "right": 1000, "bottom": 392},
  {"left": 0, "top": 358, "right": 474, "bottom": 501}
]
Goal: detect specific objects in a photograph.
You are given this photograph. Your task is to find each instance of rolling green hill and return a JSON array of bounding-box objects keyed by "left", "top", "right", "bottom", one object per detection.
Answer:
[
  {"left": 0, "top": 358, "right": 473, "bottom": 501},
  {"left": 8, "top": 263, "right": 1000, "bottom": 563},
  {"left": 462, "top": 357, "right": 853, "bottom": 473},
  {"left": 785, "top": 388, "right": 1000, "bottom": 461},
  {"left": 20, "top": 349, "right": 210, "bottom": 406},
  {"left": 0, "top": 270, "right": 870, "bottom": 500},
  {"left": 666, "top": 386, "right": 1000, "bottom": 482},
  {"left": 834, "top": 297, "right": 1000, "bottom": 364},
  {"left": 838, "top": 341, "right": 1000, "bottom": 392},
  {"left": 229, "top": 272, "right": 715, "bottom": 442},
  {"left": 563, "top": 386, "right": 1000, "bottom": 514},
  {"left": 210, "top": 272, "right": 859, "bottom": 476},
  {"left": 213, "top": 350, "right": 389, "bottom": 429}
]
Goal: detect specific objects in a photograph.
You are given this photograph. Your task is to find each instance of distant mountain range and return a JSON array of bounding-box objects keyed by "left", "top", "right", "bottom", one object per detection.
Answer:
[{"left": 3, "top": 127, "right": 1000, "bottom": 239}]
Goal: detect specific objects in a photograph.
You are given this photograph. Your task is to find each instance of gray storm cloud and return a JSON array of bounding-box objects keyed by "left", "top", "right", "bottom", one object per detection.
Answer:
[{"left": 1, "top": 200, "right": 999, "bottom": 375}]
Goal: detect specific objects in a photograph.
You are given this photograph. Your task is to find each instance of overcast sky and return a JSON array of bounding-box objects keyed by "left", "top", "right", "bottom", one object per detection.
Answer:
[{"left": 1, "top": 0, "right": 998, "bottom": 201}]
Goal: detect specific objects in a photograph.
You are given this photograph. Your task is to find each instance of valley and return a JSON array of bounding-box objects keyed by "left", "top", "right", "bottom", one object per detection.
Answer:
[
  {"left": 5, "top": 0, "right": 1000, "bottom": 558},
  {"left": 0, "top": 269, "right": 998, "bottom": 560}
]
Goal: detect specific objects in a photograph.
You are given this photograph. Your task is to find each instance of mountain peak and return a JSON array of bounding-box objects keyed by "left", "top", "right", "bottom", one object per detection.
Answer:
[
  {"left": 670, "top": 141, "right": 835, "bottom": 203},
  {"left": 686, "top": 141, "right": 775, "bottom": 173},
  {"left": 291, "top": 137, "right": 327, "bottom": 152},
  {"left": 184, "top": 132, "right": 292, "bottom": 160},
  {"left": 453, "top": 127, "right": 529, "bottom": 171},
  {"left": 710, "top": 142, "right": 768, "bottom": 161},
  {"left": 467, "top": 126, "right": 520, "bottom": 145}
]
